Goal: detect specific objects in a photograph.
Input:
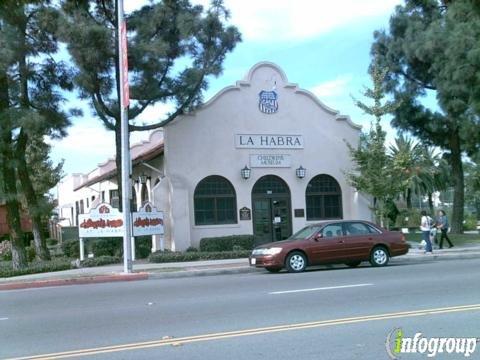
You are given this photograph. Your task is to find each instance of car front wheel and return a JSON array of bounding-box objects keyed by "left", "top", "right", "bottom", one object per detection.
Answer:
[
  {"left": 285, "top": 251, "right": 307, "bottom": 273},
  {"left": 370, "top": 246, "right": 389, "bottom": 267}
]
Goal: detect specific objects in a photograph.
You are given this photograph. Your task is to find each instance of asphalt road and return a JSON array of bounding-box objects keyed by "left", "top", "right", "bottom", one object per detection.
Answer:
[{"left": 1, "top": 258, "right": 480, "bottom": 360}]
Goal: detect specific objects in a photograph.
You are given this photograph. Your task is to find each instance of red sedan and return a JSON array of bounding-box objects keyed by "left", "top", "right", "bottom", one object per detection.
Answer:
[{"left": 249, "top": 220, "right": 409, "bottom": 273}]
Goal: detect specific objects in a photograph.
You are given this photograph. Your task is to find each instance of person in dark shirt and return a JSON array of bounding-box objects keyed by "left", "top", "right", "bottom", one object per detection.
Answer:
[{"left": 436, "top": 210, "right": 454, "bottom": 249}]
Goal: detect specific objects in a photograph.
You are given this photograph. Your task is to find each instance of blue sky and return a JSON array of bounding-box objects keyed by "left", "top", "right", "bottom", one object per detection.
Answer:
[{"left": 50, "top": 0, "right": 423, "bottom": 176}]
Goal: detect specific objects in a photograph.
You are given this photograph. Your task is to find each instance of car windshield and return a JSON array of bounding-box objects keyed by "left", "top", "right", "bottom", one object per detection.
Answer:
[{"left": 289, "top": 225, "right": 323, "bottom": 240}]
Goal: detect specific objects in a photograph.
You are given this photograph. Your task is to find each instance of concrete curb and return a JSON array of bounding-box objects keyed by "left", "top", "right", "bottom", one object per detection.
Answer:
[
  {"left": 0, "top": 272, "right": 149, "bottom": 291},
  {"left": 392, "top": 252, "right": 480, "bottom": 264},
  {"left": 1, "top": 251, "right": 479, "bottom": 290},
  {"left": 147, "top": 265, "right": 255, "bottom": 279}
]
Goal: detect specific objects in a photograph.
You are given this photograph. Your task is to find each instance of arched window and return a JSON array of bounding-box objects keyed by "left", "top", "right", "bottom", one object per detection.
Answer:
[
  {"left": 194, "top": 176, "right": 237, "bottom": 225},
  {"left": 306, "top": 175, "right": 342, "bottom": 220}
]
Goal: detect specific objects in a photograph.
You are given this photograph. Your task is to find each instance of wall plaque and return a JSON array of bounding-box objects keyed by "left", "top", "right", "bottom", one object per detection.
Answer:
[
  {"left": 239, "top": 207, "right": 251, "bottom": 221},
  {"left": 294, "top": 209, "right": 305, "bottom": 218},
  {"left": 250, "top": 154, "right": 291, "bottom": 168}
]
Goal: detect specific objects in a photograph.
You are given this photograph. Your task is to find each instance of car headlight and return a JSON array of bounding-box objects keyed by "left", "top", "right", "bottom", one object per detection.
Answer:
[
  {"left": 264, "top": 247, "right": 282, "bottom": 255},
  {"left": 252, "top": 247, "right": 283, "bottom": 256}
]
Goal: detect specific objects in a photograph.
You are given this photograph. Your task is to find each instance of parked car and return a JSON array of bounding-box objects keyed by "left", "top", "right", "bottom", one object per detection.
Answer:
[{"left": 249, "top": 220, "right": 409, "bottom": 273}]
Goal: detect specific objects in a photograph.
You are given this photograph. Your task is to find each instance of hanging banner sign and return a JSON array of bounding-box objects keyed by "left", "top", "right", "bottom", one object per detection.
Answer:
[
  {"left": 79, "top": 203, "right": 124, "bottom": 238},
  {"left": 78, "top": 202, "right": 164, "bottom": 238},
  {"left": 120, "top": 20, "right": 130, "bottom": 108},
  {"left": 132, "top": 202, "right": 164, "bottom": 236}
]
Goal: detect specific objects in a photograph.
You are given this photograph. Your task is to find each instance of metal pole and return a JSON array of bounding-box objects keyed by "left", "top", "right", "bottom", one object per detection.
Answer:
[
  {"left": 117, "top": 0, "right": 133, "bottom": 273},
  {"left": 79, "top": 237, "right": 85, "bottom": 261}
]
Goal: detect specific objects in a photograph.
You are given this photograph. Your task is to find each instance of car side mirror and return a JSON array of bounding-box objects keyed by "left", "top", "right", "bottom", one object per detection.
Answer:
[{"left": 314, "top": 233, "right": 323, "bottom": 241}]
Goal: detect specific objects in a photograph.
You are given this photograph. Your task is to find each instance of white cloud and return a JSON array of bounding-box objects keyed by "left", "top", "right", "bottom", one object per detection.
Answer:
[
  {"left": 224, "top": 0, "right": 401, "bottom": 41},
  {"left": 49, "top": 120, "right": 114, "bottom": 158},
  {"left": 48, "top": 117, "right": 153, "bottom": 174},
  {"left": 132, "top": 102, "right": 174, "bottom": 126},
  {"left": 125, "top": 0, "right": 401, "bottom": 42},
  {"left": 310, "top": 74, "right": 353, "bottom": 98}
]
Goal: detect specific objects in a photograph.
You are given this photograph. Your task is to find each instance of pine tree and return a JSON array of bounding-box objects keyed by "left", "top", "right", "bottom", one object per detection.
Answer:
[
  {"left": 371, "top": 0, "right": 480, "bottom": 232},
  {"left": 0, "top": 1, "right": 74, "bottom": 267},
  {"left": 58, "top": 0, "right": 241, "bottom": 210},
  {"left": 347, "top": 57, "right": 399, "bottom": 228}
]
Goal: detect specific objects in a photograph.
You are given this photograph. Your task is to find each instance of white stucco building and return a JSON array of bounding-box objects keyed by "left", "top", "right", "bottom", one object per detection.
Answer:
[{"left": 57, "top": 62, "right": 372, "bottom": 251}]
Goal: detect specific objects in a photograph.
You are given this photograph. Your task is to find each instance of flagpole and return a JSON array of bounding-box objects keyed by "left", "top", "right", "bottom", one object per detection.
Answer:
[{"left": 117, "top": 0, "right": 133, "bottom": 274}]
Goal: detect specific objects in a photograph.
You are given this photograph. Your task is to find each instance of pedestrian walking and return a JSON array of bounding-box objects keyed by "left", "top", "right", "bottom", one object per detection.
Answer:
[
  {"left": 420, "top": 210, "right": 433, "bottom": 254},
  {"left": 436, "top": 210, "right": 454, "bottom": 249}
]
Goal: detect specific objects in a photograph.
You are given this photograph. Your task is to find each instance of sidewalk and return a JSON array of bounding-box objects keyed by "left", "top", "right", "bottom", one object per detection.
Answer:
[{"left": 1, "top": 244, "right": 479, "bottom": 290}]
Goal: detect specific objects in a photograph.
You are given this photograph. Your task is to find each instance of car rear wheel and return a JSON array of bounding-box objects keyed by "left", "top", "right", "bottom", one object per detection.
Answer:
[
  {"left": 345, "top": 261, "right": 361, "bottom": 268},
  {"left": 370, "top": 246, "right": 389, "bottom": 267},
  {"left": 285, "top": 251, "right": 307, "bottom": 273},
  {"left": 265, "top": 267, "right": 281, "bottom": 273}
]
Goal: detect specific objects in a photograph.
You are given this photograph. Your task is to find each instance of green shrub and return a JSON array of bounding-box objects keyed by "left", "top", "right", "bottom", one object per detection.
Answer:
[
  {"left": 61, "top": 239, "right": 80, "bottom": 258},
  {"left": 149, "top": 250, "right": 251, "bottom": 263},
  {"left": 0, "top": 240, "right": 12, "bottom": 261},
  {"left": 90, "top": 237, "right": 122, "bottom": 257},
  {"left": 81, "top": 255, "right": 120, "bottom": 267},
  {"left": 25, "top": 246, "right": 36, "bottom": 262},
  {"left": 46, "top": 238, "right": 58, "bottom": 246},
  {"left": 464, "top": 214, "right": 478, "bottom": 231},
  {"left": 135, "top": 236, "right": 152, "bottom": 259},
  {"left": 22, "top": 232, "right": 33, "bottom": 247},
  {"left": 395, "top": 208, "right": 423, "bottom": 229},
  {"left": 186, "top": 246, "right": 198, "bottom": 252},
  {"left": 0, "top": 259, "right": 72, "bottom": 278},
  {"left": 199, "top": 235, "right": 254, "bottom": 252}
]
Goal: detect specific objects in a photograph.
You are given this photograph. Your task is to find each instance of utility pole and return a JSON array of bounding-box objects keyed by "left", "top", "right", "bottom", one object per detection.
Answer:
[{"left": 117, "top": 0, "right": 133, "bottom": 273}]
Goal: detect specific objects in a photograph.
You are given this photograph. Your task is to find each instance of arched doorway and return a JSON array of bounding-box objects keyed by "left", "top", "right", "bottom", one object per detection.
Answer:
[{"left": 252, "top": 175, "right": 292, "bottom": 244}]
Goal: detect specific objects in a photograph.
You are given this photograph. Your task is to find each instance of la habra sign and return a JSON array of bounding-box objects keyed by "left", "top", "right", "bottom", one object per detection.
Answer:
[
  {"left": 78, "top": 202, "right": 164, "bottom": 238},
  {"left": 235, "top": 134, "right": 304, "bottom": 149}
]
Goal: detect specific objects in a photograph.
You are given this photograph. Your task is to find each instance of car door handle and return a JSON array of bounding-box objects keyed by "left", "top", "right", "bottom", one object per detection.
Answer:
[{"left": 338, "top": 240, "right": 345, "bottom": 244}]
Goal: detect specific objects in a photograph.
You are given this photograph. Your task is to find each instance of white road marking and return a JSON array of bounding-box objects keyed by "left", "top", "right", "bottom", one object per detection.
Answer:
[
  {"left": 0, "top": 317, "right": 8, "bottom": 321},
  {"left": 269, "top": 283, "right": 373, "bottom": 295}
]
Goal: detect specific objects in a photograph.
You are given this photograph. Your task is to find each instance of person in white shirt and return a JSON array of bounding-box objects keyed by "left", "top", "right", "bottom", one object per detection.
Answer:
[{"left": 420, "top": 210, "right": 433, "bottom": 254}]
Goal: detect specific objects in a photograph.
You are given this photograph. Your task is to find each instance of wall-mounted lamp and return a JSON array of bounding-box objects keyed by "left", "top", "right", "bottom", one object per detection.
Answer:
[
  {"left": 138, "top": 172, "right": 150, "bottom": 185},
  {"left": 241, "top": 165, "right": 251, "bottom": 180},
  {"left": 296, "top": 165, "right": 306, "bottom": 179}
]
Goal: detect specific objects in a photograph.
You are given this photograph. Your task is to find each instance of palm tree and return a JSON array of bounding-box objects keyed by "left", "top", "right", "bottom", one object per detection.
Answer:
[
  {"left": 420, "top": 147, "right": 450, "bottom": 214},
  {"left": 389, "top": 135, "right": 447, "bottom": 211},
  {"left": 389, "top": 135, "right": 426, "bottom": 208}
]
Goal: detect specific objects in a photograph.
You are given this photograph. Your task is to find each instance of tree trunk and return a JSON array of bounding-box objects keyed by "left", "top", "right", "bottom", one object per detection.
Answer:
[
  {"left": 16, "top": 131, "right": 51, "bottom": 260},
  {"left": 427, "top": 192, "right": 434, "bottom": 216},
  {"left": 449, "top": 130, "right": 464, "bottom": 234},
  {"left": 1, "top": 149, "right": 28, "bottom": 269},
  {"left": 1, "top": 137, "right": 28, "bottom": 270},
  {"left": 406, "top": 188, "right": 412, "bottom": 209},
  {"left": 475, "top": 199, "right": 480, "bottom": 221},
  {"left": 0, "top": 71, "right": 27, "bottom": 269}
]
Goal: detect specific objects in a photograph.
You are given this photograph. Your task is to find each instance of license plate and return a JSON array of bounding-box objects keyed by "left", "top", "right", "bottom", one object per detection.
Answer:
[{"left": 250, "top": 258, "right": 256, "bottom": 265}]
